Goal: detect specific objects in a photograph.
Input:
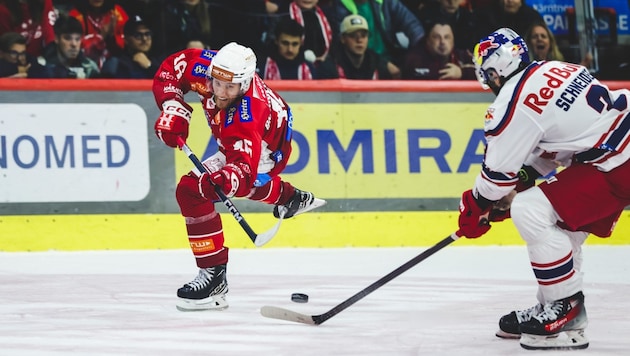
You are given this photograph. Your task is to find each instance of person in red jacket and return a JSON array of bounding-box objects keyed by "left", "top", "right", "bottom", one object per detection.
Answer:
[
  {"left": 152, "top": 42, "right": 326, "bottom": 311},
  {"left": 0, "top": 0, "right": 56, "bottom": 58},
  {"left": 68, "top": 0, "right": 128, "bottom": 69}
]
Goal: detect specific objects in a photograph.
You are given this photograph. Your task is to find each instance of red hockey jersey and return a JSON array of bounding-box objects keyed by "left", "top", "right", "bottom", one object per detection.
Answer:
[{"left": 152, "top": 48, "right": 294, "bottom": 196}]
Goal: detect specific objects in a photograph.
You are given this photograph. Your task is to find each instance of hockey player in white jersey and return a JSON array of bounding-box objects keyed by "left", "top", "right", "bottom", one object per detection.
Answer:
[{"left": 456, "top": 28, "right": 630, "bottom": 350}]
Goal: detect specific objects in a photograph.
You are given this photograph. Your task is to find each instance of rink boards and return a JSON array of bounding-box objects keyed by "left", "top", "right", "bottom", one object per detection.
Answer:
[
  {"left": 2, "top": 80, "right": 630, "bottom": 251},
  {"left": 2, "top": 211, "right": 630, "bottom": 251}
]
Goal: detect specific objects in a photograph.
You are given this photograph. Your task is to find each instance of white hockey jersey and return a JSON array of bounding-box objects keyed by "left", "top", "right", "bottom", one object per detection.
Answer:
[{"left": 475, "top": 60, "right": 630, "bottom": 201}]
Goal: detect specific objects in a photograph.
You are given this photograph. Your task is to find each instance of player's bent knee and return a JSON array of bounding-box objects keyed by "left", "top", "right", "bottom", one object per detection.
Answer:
[{"left": 511, "top": 188, "right": 557, "bottom": 243}]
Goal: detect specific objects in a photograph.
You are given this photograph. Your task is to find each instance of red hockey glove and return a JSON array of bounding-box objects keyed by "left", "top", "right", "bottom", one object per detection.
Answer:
[
  {"left": 154, "top": 100, "right": 192, "bottom": 148},
  {"left": 198, "top": 164, "right": 247, "bottom": 199},
  {"left": 457, "top": 189, "right": 492, "bottom": 238}
]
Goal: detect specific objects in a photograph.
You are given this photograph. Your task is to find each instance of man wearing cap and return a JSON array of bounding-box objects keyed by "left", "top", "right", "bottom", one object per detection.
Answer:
[
  {"left": 101, "top": 16, "right": 161, "bottom": 78},
  {"left": 317, "top": 14, "right": 399, "bottom": 79},
  {"left": 334, "top": 0, "right": 424, "bottom": 66}
]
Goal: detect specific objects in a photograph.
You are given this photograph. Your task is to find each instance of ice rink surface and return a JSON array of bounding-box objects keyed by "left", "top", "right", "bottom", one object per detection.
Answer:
[{"left": 1, "top": 243, "right": 629, "bottom": 355}]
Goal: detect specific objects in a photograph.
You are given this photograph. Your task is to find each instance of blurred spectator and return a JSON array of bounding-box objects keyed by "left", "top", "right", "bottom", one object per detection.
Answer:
[
  {"left": 524, "top": 21, "right": 593, "bottom": 68},
  {"left": 399, "top": 0, "right": 427, "bottom": 13},
  {"left": 402, "top": 21, "right": 475, "bottom": 79},
  {"left": 100, "top": 16, "right": 161, "bottom": 78},
  {"left": 41, "top": 15, "right": 100, "bottom": 78},
  {"left": 258, "top": 18, "right": 316, "bottom": 80},
  {"left": 144, "top": 0, "right": 214, "bottom": 58},
  {"left": 317, "top": 14, "right": 398, "bottom": 79},
  {"left": 0, "top": 32, "right": 47, "bottom": 78},
  {"left": 52, "top": 0, "right": 74, "bottom": 14},
  {"left": 68, "top": 0, "right": 129, "bottom": 69},
  {"left": 415, "top": 0, "right": 477, "bottom": 51},
  {"left": 474, "top": 0, "right": 544, "bottom": 43},
  {"left": 275, "top": 0, "right": 334, "bottom": 64},
  {"left": 333, "top": 0, "right": 424, "bottom": 66},
  {"left": 119, "top": 0, "right": 152, "bottom": 18},
  {"left": 0, "top": 0, "right": 57, "bottom": 58},
  {"left": 524, "top": 21, "right": 564, "bottom": 62},
  {"left": 208, "top": 0, "right": 278, "bottom": 55},
  {"left": 186, "top": 38, "right": 209, "bottom": 49}
]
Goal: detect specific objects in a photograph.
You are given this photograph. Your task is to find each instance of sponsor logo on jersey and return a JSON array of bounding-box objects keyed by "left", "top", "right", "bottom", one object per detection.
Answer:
[
  {"left": 190, "top": 82, "right": 211, "bottom": 97},
  {"left": 163, "top": 83, "right": 183, "bottom": 97},
  {"left": 226, "top": 107, "right": 237, "bottom": 127},
  {"left": 158, "top": 71, "right": 176, "bottom": 81},
  {"left": 484, "top": 107, "right": 495, "bottom": 120},
  {"left": 522, "top": 63, "right": 581, "bottom": 114},
  {"left": 192, "top": 63, "right": 207, "bottom": 78},
  {"left": 200, "top": 50, "right": 215, "bottom": 60},
  {"left": 239, "top": 97, "right": 252, "bottom": 122}
]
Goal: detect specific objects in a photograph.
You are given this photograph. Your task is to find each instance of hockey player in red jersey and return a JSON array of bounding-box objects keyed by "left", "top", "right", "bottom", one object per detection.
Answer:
[
  {"left": 456, "top": 28, "right": 630, "bottom": 350},
  {"left": 152, "top": 42, "right": 326, "bottom": 311}
]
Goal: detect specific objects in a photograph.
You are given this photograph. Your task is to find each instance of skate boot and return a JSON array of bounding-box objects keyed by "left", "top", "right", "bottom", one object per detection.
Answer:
[
  {"left": 496, "top": 303, "right": 543, "bottom": 339},
  {"left": 273, "top": 188, "right": 326, "bottom": 219},
  {"left": 519, "top": 291, "right": 589, "bottom": 350},
  {"left": 176, "top": 264, "right": 228, "bottom": 311}
]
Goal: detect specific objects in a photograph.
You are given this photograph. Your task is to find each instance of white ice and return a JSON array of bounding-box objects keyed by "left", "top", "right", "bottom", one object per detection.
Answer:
[{"left": 1, "top": 244, "right": 629, "bottom": 355}]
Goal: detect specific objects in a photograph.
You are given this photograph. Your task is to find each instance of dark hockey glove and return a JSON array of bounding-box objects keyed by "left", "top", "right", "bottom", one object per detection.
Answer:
[{"left": 457, "top": 189, "right": 492, "bottom": 238}]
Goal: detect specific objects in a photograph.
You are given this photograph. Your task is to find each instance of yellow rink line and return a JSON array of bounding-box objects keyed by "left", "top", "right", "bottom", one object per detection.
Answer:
[{"left": 2, "top": 212, "right": 630, "bottom": 252}]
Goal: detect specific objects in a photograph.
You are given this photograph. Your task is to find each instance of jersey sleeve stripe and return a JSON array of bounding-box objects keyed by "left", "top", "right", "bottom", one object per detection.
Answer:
[{"left": 480, "top": 162, "right": 519, "bottom": 186}]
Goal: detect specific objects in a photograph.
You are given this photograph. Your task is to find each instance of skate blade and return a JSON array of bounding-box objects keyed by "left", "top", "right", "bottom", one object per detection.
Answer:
[
  {"left": 176, "top": 295, "right": 229, "bottom": 312},
  {"left": 295, "top": 198, "right": 327, "bottom": 216},
  {"left": 520, "top": 330, "right": 589, "bottom": 350},
  {"left": 495, "top": 330, "right": 520, "bottom": 339}
]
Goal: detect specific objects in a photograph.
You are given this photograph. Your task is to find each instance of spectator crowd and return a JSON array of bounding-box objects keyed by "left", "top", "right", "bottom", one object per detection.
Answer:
[{"left": 0, "top": 0, "right": 624, "bottom": 80}]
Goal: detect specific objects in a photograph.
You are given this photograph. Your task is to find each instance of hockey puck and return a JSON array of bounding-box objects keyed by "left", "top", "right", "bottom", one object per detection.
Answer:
[{"left": 291, "top": 293, "right": 309, "bottom": 303}]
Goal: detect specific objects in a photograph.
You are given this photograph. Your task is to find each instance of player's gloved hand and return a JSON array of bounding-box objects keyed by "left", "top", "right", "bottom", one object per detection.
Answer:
[
  {"left": 457, "top": 189, "right": 492, "bottom": 238},
  {"left": 198, "top": 164, "right": 246, "bottom": 199},
  {"left": 489, "top": 208, "right": 511, "bottom": 222},
  {"left": 154, "top": 100, "right": 192, "bottom": 148}
]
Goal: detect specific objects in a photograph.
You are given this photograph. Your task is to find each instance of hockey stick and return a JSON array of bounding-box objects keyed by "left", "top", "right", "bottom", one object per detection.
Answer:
[
  {"left": 177, "top": 137, "right": 283, "bottom": 247},
  {"left": 260, "top": 232, "right": 460, "bottom": 325}
]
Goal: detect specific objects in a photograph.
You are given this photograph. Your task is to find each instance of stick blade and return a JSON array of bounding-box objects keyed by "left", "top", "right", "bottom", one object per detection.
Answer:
[
  {"left": 253, "top": 215, "right": 283, "bottom": 247},
  {"left": 260, "top": 306, "right": 318, "bottom": 325}
]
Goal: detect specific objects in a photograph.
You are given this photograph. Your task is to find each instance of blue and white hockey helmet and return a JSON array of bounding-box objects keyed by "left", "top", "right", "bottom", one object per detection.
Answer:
[{"left": 473, "top": 28, "right": 530, "bottom": 90}]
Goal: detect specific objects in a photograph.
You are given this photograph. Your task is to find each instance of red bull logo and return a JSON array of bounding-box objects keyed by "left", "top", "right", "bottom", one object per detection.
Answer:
[{"left": 476, "top": 37, "right": 500, "bottom": 58}]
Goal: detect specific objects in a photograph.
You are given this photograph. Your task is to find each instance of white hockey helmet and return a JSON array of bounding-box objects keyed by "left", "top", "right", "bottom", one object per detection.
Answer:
[
  {"left": 208, "top": 42, "right": 257, "bottom": 94},
  {"left": 473, "top": 28, "right": 530, "bottom": 93}
]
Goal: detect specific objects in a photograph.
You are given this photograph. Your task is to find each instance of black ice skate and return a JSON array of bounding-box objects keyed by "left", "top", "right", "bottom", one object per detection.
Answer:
[
  {"left": 176, "top": 264, "right": 228, "bottom": 311},
  {"left": 273, "top": 188, "right": 326, "bottom": 219},
  {"left": 496, "top": 303, "right": 543, "bottom": 339},
  {"left": 519, "top": 291, "right": 589, "bottom": 350}
]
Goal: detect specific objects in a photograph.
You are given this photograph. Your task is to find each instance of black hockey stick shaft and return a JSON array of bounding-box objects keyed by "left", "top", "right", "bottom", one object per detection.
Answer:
[
  {"left": 177, "top": 138, "right": 258, "bottom": 243},
  {"left": 312, "top": 233, "right": 459, "bottom": 324},
  {"left": 261, "top": 233, "right": 460, "bottom": 324}
]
